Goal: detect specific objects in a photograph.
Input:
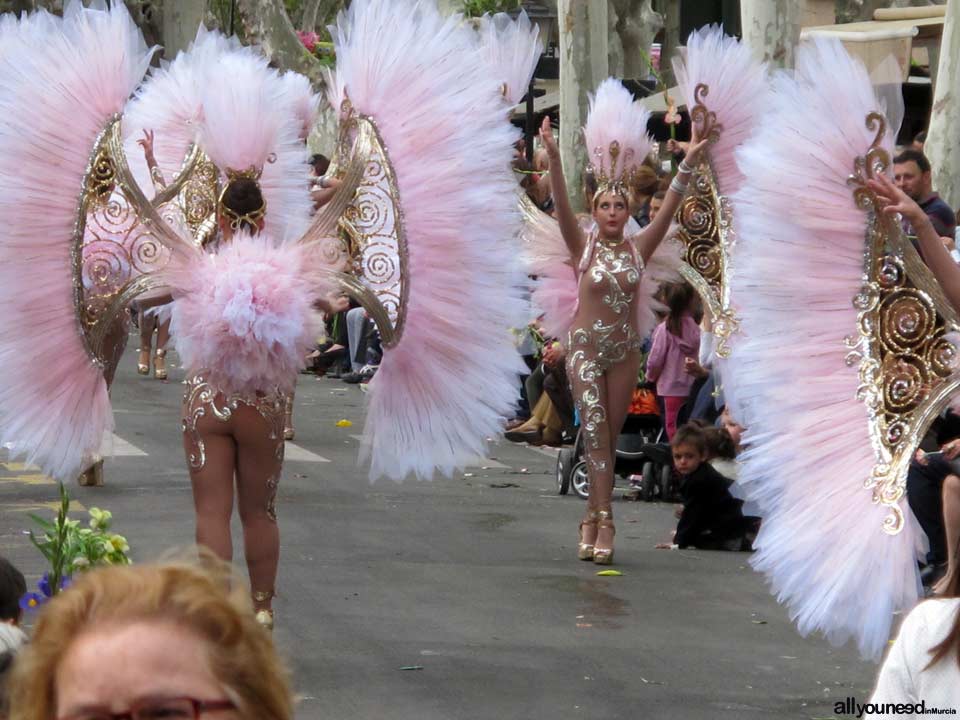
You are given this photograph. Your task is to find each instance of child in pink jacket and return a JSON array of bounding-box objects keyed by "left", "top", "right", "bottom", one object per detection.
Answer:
[{"left": 646, "top": 284, "right": 700, "bottom": 439}]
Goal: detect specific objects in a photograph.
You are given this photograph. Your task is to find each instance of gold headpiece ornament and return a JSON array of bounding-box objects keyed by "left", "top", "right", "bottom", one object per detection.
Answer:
[
  {"left": 217, "top": 161, "right": 271, "bottom": 231},
  {"left": 586, "top": 139, "right": 636, "bottom": 202}
]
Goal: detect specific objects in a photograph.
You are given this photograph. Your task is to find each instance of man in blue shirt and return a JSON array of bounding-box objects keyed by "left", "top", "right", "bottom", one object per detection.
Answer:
[{"left": 893, "top": 149, "right": 957, "bottom": 238}]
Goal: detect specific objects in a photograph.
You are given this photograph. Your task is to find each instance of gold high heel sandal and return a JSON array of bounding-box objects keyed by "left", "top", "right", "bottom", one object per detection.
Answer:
[
  {"left": 153, "top": 348, "right": 167, "bottom": 380},
  {"left": 77, "top": 457, "right": 104, "bottom": 487},
  {"left": 253, "top": 590, "right": 274, "bottom": 631},
  {"left": 578, "top": 510, "right": 599, "bottom": 561},
  {"left": 593, "top": 510, "right": 615, "bottom": 565},
  {"left": 137, "top": 347, "right": 151, "bottom": 375}
]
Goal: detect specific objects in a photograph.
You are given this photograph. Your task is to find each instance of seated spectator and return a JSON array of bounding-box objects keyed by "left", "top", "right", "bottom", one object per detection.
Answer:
[
  {"left": 909, "top": 410, "right": 960, "bottom": 593},
  {"left": 656, "top": 424, "right": 749, "bottom": 551},
  {"left": 647, "top": 190, "right": 666, "bottom": 224},
  {"left": 0, "top": 556, "right": 27, "bottom": 718},
  {"left": 631, "top": 162, "right": 660, "bottom": 227},
  {"left": 893, "top": 149, "right": 956, "bottom": 238},
  {"left": 9, "top": 558, "right": 293, "bottom": 720}
]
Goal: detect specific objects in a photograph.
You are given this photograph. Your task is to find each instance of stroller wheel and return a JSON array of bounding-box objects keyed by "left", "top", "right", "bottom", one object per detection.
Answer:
[
  {"left": 641, "top": 461, "right": 657, "bottom": 502},
  {"left": 571, "top": 460, "right": 590, "bottom": 499},
  {"left": 556, "top": 448, "right": 575, "bottom": 495},
  {"left": 659, "top": 465, "right": 674, "bottom": 502}
]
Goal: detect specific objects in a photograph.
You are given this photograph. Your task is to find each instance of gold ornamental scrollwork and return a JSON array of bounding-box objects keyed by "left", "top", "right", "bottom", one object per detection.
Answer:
[
  {"left": 73, "top": 116, "right": 194, "bottom": 366},
  {"left": 672, "top": 81, "right": 740, "bottom": 359},
  {"left": 302, "top": 102, "right": 408, "bottom": 349},
  {"left": 846, "top": 111, "right": 960, "bottom": 535}
]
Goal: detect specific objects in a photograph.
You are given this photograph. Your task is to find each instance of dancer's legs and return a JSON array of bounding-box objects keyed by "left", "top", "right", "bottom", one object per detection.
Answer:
[
  {"left": 156, "top": 316, "right": 171, "bottom": 350},
  {"left": 137, "top": 308, "right": 156, "bottom": 375},
  {"left": 233, "top": 406, "right": 284, "bottom": 610},
  {"left": 185, "top": 417, "right": 237, "bottom": 562},
  {"left": 938, "top": 474, "right": 960, "bottom": 593},
  {"left": 590, "top": 354, "right": 641, "bottom": 555}
]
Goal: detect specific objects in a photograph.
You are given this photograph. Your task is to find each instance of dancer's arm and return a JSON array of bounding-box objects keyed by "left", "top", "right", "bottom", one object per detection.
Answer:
[
  {"left": 137, "top": 130, "right": 166, "bottom": 193},
  {"left": 635, "top": 125, "right": 710, "bottom": 264},
  {"left": 868, "top": 173, "right": 960, "bottom": 314},
  {"left": 539, "top": 117, "right": 585, "bottom": 263}
]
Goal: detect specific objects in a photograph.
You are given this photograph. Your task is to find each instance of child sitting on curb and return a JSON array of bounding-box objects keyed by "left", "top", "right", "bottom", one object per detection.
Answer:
[{"left": 656, "top": 423, "right": 750, "bottom": 551}]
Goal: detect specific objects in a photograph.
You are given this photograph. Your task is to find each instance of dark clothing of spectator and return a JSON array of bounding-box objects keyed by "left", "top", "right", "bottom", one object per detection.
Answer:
[
  {"left": 674, "top": 462, "right": 747, "bottom": 550},
  {"left": 905, "top": 193, "right": 956, "bottom": 238},
  {"left": 907, "top": 411, "right": 960, "bottom": 566}
]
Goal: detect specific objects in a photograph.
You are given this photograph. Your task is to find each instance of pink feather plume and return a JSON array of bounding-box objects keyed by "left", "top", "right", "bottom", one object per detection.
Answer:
[
  {"left": 330, "top": 0, "right": 528, "bottom": 480},
  {"left": 476, "top": 10, "right": 542, "bottom": 106},
  {"left": 582, "top": 79, "right": 653, "bottom": 187},
  {"left": 0, "top": 1, "right": 155, "bottom": 480},
  {"left": 673, "top": 25, "right": 768, "bottom": 198},
  {"left": 726, "top": 38, "right": 920, "bottom": 660},
  {"left": 166, "top": 233, "right": 324, "bottom": 397}
]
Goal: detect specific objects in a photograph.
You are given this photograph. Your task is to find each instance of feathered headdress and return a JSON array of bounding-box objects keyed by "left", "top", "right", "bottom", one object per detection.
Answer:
[
  {"left": 582, "top": 78, "right": 654, "bottom": 202},
  {"left": 476, "top": 10, "right": 542, "bottom": 105}
]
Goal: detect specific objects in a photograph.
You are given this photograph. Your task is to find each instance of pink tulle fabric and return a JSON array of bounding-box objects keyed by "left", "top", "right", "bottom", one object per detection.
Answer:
[
  {"left": 330, "top": 0, "right": 528, "bottom": 480},
  {"left": 726, "top": 38, "right": 921, "bottom": 661},
  {"left": 167, "top": 233, "right": 320, "bottom": 397},
  {"left": 0, "top": 2, "right": 155, "bottom": 481}
]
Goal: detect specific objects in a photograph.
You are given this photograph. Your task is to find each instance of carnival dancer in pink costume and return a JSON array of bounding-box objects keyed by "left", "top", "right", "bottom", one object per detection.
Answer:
[
  {"left": 537, "top": 80, "right": 707, "bottom": 564},
  {"left": 0, "top": 0, "right": 528, "bottom": 626}
]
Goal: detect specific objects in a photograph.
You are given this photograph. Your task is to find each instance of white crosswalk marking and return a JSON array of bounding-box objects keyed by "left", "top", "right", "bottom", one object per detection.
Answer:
[
  {"left": 284, "top": 442, "right": 331, "bottom": 463},
  {"left": 101, "top": 433, "right": 148, "bottom": 457}
]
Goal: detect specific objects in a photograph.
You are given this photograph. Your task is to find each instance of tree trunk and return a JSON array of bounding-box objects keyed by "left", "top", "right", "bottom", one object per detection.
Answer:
[
  {"left": 610, "top": 0, "right": 663, "bottom": 80},
  {"left": 925, "top": 0, "right": 960, "bottom": 210},
  {"left": 237, "top": 0, "right": 327, "bottom": 86},
  {"left": 161, "top": 0, "right": 207, "bottom": 60},
  {"left": 558, "top": 0, "right": 609, "bottom": 212},
  {"left": 740, "top": 0, "right": 804, "bottom": 69},
  {"left": 659, "top": 0, "right": 681, "bottom": 87}
]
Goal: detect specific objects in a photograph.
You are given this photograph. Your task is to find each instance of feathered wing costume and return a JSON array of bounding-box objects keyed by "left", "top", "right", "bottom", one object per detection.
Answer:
[
  {"left": 725, "top": 38, "right": 956, "bottom": 660},
  {"left": 523, "top": 78, "right": 683, "bottom": 344},
  {"left": 0, "top": 0, "right": 529, "bottom": 485},
  {"left": 0, "top": 2, "right": 162, "bottom": 480},
  {"left": 669, "top": 25, "right": 768, "bottom": 364},
  {"left": 323, "top": 0, "right": 528, "bottom": 480}
]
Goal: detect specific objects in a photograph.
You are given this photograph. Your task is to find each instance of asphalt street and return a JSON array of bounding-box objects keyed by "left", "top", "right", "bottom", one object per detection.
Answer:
[{"left": 0, "top": 338, "right": 879, "bottom": 720}]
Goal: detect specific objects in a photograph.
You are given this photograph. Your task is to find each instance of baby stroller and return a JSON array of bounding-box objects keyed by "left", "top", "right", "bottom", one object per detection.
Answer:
[{"left": 556, "top": 413, "right": 664, "bottom": 499}]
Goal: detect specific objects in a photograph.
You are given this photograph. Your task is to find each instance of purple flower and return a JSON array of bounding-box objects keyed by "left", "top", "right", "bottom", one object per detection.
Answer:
[{"left": 19, "top": 592, "right": 45, "bottom": 611}]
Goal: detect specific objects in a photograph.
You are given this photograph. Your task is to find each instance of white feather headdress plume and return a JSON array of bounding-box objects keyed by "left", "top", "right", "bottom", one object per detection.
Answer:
[
  {"left": 477, "top": 10, "right": 542, "bottom": 105},
  {"left": 198, "top": 51, "right": 312, "bottom": 241},
  {"left": 582, "top": 79, "right": 653, "bottom": 201}
]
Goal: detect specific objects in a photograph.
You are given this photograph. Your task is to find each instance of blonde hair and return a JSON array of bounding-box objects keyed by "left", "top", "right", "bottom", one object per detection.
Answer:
[{"left": 9, "top": 558, "right": 293, "bottom": 720}]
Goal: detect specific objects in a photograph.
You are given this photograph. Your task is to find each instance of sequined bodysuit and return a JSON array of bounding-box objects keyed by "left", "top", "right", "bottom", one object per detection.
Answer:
[{"left": 566, "top": 233, "right": 643, "bottom": 474}]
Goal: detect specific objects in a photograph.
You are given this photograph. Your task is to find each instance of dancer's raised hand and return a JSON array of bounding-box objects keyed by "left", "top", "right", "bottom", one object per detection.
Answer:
[
  {"left": 539, "top": 116, "right": 559, "bottom": 159},
  {"left": 866, "top": 172, "right": 927, "bottom": 228},
  {"left": 683, "top": 120, "right": 711, "bottom": 168}
]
